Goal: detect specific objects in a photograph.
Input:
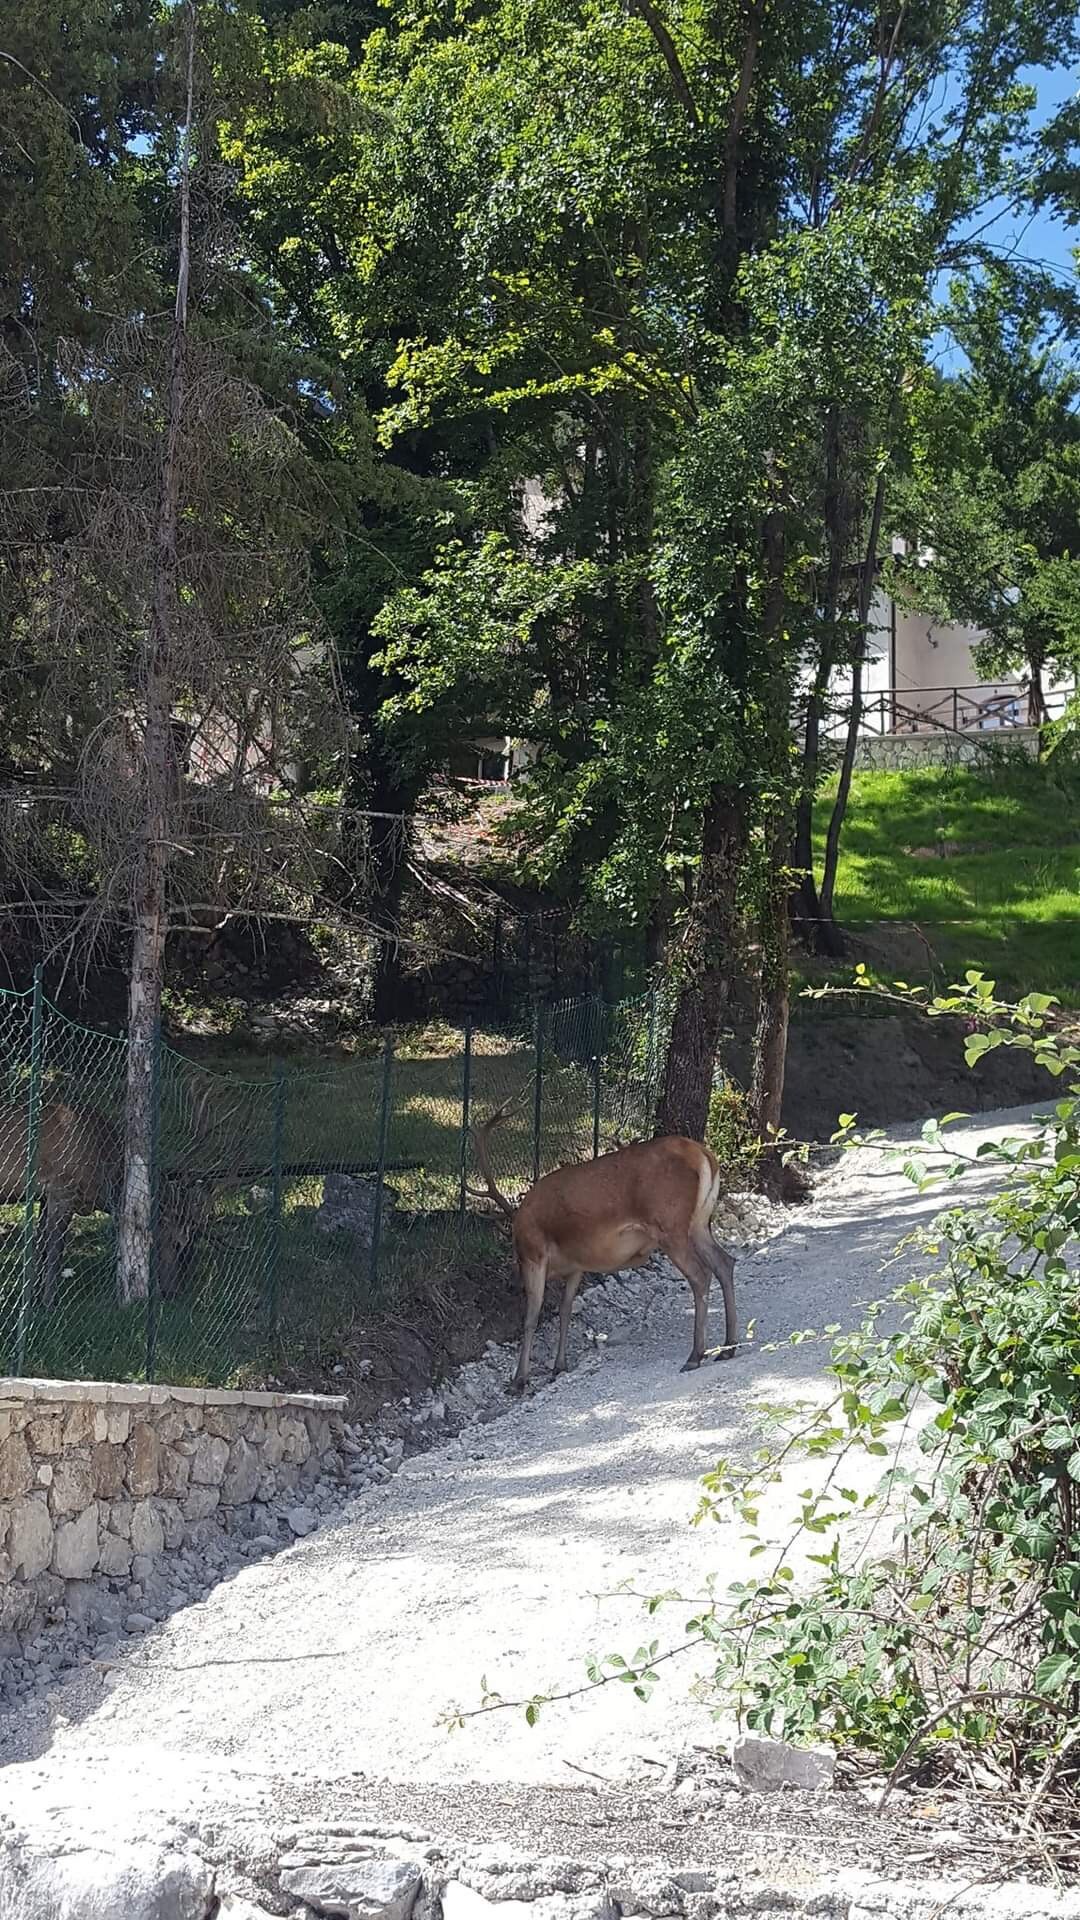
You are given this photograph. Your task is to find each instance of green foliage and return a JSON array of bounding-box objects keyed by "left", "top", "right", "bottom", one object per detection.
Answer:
[
  {"left": 705, "top": 1080, "right": 759, "bottom": 1184},
  {"left": 893, "top": 269, "right": 1080, "bottom": 725}
]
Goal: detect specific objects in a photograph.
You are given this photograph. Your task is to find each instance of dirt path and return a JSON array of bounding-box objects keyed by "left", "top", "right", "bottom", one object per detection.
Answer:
[{"left": 2, "top": 1102, "right": 1049, "bottom": 1817}]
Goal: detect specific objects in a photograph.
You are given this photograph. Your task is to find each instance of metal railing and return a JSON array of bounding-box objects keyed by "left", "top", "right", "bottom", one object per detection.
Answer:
[
  {"left": 0, "top": 976, "right": 667, "bottom": 1389},
  {"left": 856, "top": 684, "right": 1072, "bottom": 737}
]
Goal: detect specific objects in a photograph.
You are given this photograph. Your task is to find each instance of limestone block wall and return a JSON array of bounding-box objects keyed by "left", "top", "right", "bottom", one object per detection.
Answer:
[{"left": 0, "top": 1377, "right": 345, "bottom": 1632}]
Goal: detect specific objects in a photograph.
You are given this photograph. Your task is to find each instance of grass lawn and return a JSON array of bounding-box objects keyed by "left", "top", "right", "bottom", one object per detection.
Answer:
[{"left": 815, "top": 759, "right": 1080, "bottom": 1004}]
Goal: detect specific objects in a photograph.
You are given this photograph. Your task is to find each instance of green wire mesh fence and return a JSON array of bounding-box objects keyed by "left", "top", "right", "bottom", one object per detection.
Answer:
[{"left": 0, "top": 976, "right": 669, "bottom": 1389}]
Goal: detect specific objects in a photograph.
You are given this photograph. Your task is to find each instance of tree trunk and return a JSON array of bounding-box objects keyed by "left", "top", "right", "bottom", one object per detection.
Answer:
[
  {"left": 117, "top": 3, "right": 195, "bottom": 1307},
  {"left": 750, "top": 486, "right": 796, "bottom": 1174},
  {"left": 791, "top": 656, "right": 845, "bottom": 956},
  {"left": 654, "top": 787, "right": 746, "bottom": 1141},
  {"left": 118, "top": 667, "right": 173, "bottom": 1306},
  {"left": 792, "top": 408, "right": 846, "bottom": 956},
  {"left": 1027, "top": 649, "right": 1050, "bottom": 758},
  {"left": 818, "top": 633, "right": 864, "bottom": 927},
  {"left": 818, "top": 466, "right": 887, "bottom": 931},
  {"left": 752, "top": 802, "right": 790, "bottom": 1134}
]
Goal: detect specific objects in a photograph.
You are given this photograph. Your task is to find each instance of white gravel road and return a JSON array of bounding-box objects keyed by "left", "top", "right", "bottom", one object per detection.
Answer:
[{"left": 6, "top": 1103, "right": 1050, "bottom": 1802}]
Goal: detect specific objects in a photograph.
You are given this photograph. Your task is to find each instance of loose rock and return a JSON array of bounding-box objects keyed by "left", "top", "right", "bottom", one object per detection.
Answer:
[{"left": 731, "top": 1735, "right": 836, "bottom": 1793}]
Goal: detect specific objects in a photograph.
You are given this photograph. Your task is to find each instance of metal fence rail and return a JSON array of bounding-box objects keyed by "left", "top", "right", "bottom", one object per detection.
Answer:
[{"left": 0, "top": 975, "right": 666, "bottom": 1388}]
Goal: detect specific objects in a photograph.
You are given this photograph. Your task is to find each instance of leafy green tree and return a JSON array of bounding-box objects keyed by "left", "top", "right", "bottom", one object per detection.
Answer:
[
  {"left": 892, "top": 271, "right": 1080, "bottom": 746},
  {"left": 350, "top": 0, "right": 1080, "bottom": 1133}
]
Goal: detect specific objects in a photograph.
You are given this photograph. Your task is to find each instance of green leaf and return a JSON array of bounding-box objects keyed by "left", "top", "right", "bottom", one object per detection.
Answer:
[{"left": 1035, "top": 1653, "right": 1075, "bottom": 1694}]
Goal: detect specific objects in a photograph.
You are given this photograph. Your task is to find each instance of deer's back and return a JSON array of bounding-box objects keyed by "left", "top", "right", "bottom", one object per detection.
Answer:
[
  {"left": 0, "top": 1102, "right": 118, "bottom": 1208},
  {"left": 515, "top": 1135, "right": 717, "bottom": 1265}
]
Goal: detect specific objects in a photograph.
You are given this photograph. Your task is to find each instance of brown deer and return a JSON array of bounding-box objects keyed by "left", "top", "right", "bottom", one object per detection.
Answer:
[
  {"left": 0, "top": 1094, "right": 212, "bottom": 1304},
  {"left": 473, "top": 1103, "right": 737, "bottom": 1391}
]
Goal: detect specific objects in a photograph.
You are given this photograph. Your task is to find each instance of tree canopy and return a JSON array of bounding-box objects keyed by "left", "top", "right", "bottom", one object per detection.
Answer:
[{"left": 1, "top": 0, "right": 1078, "bottom": 1129}]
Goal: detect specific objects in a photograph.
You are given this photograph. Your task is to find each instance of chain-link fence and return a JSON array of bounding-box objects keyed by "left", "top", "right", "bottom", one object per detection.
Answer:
[{"left": 0, "top": 976, "right": 668, "bottom": 1388}]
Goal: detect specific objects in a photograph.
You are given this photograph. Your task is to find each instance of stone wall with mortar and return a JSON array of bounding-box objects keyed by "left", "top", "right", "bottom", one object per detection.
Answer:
[
  {"left": 0, "top": 1376, "right": 345, "bottom": 1636},
  {"left": 853, "top": 727, "right": 1039, "bottom": 771}
]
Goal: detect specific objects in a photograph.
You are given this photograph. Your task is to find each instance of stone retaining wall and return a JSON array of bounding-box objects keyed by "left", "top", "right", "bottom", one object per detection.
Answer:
[
  {"left": 853, "top": 726, "right": 1039, "bottom": 771},
  {"left": 0, "top": 1376, "right": 345, "bottom": 1634}
]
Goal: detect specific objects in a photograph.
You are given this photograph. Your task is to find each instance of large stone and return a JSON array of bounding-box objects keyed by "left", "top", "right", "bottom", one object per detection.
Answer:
[
  {"left": 221, "top": 1438, "right": 259, "bottom": 1506},
  {"left": 130, "top": 1499, "right": 164, "bottom": 1559},
  {"left": 9, "top": 1495, "right": 54, "bottom": 1580},
  {"left": 0, "top": 1431, "right": 34, "bottom": 1499},
  {"left": 0, "top": 1576, "right": 62, "bottom": 1633},
  {"left": 279, "top": 1854, "right": 422, "bottom": 1920},
  {"left": 442, "top": 1885, "right": 531, "bottom": 1920},
  {"left": 93, "top": 1440, "right": 126, "bottom": 1499},
  {"left": 159, "top": 1499, "right": 185, "bottom": 1550},
  {"left": 159, "top": 1445, "right": 191, "bottom": 1499},
  {"left": 128, "top": 1423, "right": 162, "bottom": 1497},
  {"left": 316, "top": 1170, "right": 382, "bottom": 1244},
  {"left": 50, "top": 1453, "right": 94, "bottom": 1515},
  {"left": 52, "top": 1501, "right": 99, "bottom": 1579},
  {"left": 182, "top": 1485, "right": 220, "bottom": 1523},
  {"left": 203, "top": 1406, "right": 244, "bottom": 1442},
  {"left": 731, "top": 1733, "right": 836, "bottom": 1793},
  {"left": 155, "top": 1409, "right": 185, "bottom": 1446},
  {"left": 280, "top": 1416, "right": 311, "bottom": 1466},
  {"left": 107, "top": 1406, "right": 131, "bottom": 1445},
  {"left": 190, "top": 1433, "right": 228, "bottom": 1486},
  {"left": 28, "top": 1412, "right": 64, "bottom": 1455},
  {"left": 98, "top": 1530, "right": 134, "bottom": 1579},
  {"left": 0, "top": 1837, "right": 215, "bottom": 1920},
  {"left": 109, "top": 1498, "right": 134, "bottom": 1539},
  {"left": 63, "top": 1402, "right": 98, "bottom": 1446},
  {"left": 441, "top": 1886, "right": 614, "bottom": 1920}
]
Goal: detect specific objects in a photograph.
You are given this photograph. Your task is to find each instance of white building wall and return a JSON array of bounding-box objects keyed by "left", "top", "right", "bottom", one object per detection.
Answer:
[{"left": 823, "top": 592, "right": 1056, "bottom": 736}]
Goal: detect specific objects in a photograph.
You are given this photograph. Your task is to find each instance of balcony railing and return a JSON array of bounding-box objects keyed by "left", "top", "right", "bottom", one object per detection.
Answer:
[{"left": 852, "top": 684, "right": 1072, "bottom": 737}]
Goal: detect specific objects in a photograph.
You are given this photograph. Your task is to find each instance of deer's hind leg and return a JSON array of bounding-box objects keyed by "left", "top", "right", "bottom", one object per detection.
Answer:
[
  {"left": 691, "top": 1227, "right": 737, "bottom": 1358},
  {"left": 512, "top": 1252, "right": 548, "bottom": 1393},
  {"left": 662, "top": 1235, "right": 714, "bottom": 1372},
  {"left": 553, "top": 1268, "right": 583, "bottom": 1377},
  {"left": 38, "top": 1191, "right": 73, "bottom": 1307},
  {"left": 665, "top": 1227, "right": 737, "bottom": 1372}
]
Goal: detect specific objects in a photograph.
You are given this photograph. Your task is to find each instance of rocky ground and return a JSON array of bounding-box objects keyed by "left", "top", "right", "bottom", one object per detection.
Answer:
[{"left": 2, "top": 1102, "right": 1077, "bottom": 1920}]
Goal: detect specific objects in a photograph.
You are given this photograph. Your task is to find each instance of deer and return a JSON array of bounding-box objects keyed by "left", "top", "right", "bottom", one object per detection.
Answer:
[
  {"left": 472, "top": 1099, "right": 737, "bottom": 1392},
  {"left": 0, "top": 1090, "right": 213, "bottom": 1305}
]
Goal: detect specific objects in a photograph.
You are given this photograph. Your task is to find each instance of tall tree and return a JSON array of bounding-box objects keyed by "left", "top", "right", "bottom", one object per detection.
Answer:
[
  {"left": 0, "top": 1, "right": 347, "bottom": 1300},
  {"left": 891, "top": 271, "right": 1080, "bottom": 748},
  {"left": 354, "top": 0, "right": 1080, "bottom": 1135}
]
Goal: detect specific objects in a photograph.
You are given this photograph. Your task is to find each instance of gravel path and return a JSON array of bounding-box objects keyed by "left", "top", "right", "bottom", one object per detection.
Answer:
[{"left": 3, "top": 1104, "right": 1050, "bottom": 1813}]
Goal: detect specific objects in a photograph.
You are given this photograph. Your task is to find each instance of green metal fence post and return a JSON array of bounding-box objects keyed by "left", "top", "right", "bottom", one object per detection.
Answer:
[
  {"left": 591, "top": 1048, "right": 602, "bottom": 1161},
  {"left": 369, "top": 1036, "right": 394, "bottom": 1294},
  {"left": 16, "top": 967, "right": 45, "bottom": 1374},
  {"left": 144, "top": 1019, "right": 163, "bottom": 1383},
  {"left": 458, "top": 1021, "right": 473, "bottom": 1241},
  {"left": 267, "top": 1060, "right": 285, "bottom": 1344},
  {"left": 532, "top": 1006, "right": 544, "bottom": 1185}
]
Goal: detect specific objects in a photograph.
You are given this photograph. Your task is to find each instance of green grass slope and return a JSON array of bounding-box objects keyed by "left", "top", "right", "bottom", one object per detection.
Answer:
[{"left": 817, "top": 757, "right": 1080, "bottom": 1003}]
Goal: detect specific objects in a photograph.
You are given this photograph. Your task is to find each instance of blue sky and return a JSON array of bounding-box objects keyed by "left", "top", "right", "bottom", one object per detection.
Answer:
[{"left": 933, "top": 62, "right": 1078, "bottom": 371}]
